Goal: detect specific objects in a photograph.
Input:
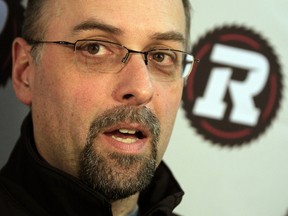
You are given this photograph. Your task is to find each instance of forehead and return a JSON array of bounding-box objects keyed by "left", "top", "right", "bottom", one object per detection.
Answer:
[{"left": 44, "top": 0, "right": 186, "bottom": 42}]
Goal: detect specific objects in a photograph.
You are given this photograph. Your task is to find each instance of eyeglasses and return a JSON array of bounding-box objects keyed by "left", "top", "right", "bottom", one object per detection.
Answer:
[{"left": 28, "top": 39, "right": 199, "bottom": 82}]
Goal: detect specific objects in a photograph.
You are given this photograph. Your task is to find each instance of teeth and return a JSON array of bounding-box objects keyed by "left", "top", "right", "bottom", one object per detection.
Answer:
[
  {"left": 110, "top": 129, "right": 142, "bottom": 143},
  {"left": 119, "top": 129, "right": 137, "bottom": 134},
  {"left": 112, "top": 135, "right": 137, "bottom": 144}
]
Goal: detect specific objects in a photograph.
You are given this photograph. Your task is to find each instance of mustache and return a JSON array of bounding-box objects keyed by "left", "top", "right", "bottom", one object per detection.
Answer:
[{"left": 87, "top": 105, "right": 161, "bottom": 144}]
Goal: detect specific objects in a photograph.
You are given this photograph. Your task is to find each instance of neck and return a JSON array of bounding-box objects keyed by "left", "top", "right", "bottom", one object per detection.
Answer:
[{"left": 111, "top": 193, "right": 139, "bottom": 216}]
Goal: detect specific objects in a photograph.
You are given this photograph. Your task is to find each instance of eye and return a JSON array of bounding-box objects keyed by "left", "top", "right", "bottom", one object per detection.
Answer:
[
  {"left": 81, "top": 42, "right": 103, "bottom": 55},
  {"left": 86, "top": 43, "right": 100, "bottom": 55},
  {"left": 153, "top": 52, "right": 165, "bottom": 62},
  {"left": 76, "top": 41, "right": 111, "bottom": 57},
  {"left": 150, "top": 50, "right": 176, "bottom": 65}
]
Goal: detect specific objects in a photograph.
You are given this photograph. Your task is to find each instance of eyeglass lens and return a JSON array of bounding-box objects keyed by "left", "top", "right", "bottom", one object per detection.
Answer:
[{"left": 74, "top": 40, "right": 195, "bottom": 81}]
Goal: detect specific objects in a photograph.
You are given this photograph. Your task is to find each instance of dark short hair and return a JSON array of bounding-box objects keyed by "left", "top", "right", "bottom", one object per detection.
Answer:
[{"left": 22, "top": 0, "right": 47, "bottom": 41}]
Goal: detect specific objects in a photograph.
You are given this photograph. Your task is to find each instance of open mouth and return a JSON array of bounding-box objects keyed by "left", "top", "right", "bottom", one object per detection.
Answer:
[{"left": 104, "top": 128, "right": 147, "bottom": 144}]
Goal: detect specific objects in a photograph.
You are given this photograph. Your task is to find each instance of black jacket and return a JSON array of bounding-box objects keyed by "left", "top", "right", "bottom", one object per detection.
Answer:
[{"left": 0, "top": 114, "right": 184, "bottom": 215}]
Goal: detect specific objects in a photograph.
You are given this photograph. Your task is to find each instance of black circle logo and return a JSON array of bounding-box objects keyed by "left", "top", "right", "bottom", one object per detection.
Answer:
[{"left": 182, "top": 25, "right": 283, "bottom": 146}]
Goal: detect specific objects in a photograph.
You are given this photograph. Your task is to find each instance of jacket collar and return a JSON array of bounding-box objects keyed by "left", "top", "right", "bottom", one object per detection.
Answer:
[{"left": 1, "top": 113, "right": 184, "bottom": 215}]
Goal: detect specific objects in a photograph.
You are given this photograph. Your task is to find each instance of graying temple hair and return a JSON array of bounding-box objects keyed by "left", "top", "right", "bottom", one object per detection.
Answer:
[{"left": 22, "top": 0, "right": 192, "bottom": 61}]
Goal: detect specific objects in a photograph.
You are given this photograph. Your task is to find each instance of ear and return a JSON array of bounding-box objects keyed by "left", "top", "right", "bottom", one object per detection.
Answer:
[{"left": 12, "top": 37, "right": 35, "bottom": 106}]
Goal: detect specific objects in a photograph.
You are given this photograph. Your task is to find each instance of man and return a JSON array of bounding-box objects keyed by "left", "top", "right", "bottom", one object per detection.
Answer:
[{"left": 0, "top": 0, "right": 197, "bottom": 215}]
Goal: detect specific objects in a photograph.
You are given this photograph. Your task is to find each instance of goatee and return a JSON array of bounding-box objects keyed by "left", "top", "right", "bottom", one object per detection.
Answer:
[{"left": 78, "top": 106, "right": 160, "bottom": 201}]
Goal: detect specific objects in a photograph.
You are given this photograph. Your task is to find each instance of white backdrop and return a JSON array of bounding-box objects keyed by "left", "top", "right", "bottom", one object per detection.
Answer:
[{"left": 164, "top": 0, "right": 288, "bottom": 215}]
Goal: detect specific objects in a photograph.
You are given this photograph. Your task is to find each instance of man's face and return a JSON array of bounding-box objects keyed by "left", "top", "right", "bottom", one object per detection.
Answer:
[{"left": 26, "top": 0, "right": 186, "bottom": 200}]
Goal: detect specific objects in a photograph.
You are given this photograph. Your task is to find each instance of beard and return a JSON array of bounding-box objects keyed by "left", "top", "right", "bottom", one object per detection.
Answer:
[{"left": 78, "top": 106, "right": 160, "bottom": 201}]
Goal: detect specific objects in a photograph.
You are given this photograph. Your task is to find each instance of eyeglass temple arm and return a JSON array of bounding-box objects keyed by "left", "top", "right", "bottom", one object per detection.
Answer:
[{"left": 26, "top": 39, "right": 75, "bottom": 47}]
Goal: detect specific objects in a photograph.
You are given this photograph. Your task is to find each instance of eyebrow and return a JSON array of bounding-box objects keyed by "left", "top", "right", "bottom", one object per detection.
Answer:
[
  {"left": 72, "top": 19, "right": 124, "bottom": 35},
  {"left": 150, "top": 31, "right": 186, "bottom": 44},
  {"left": 72, "top": 19, "right": 186, "bottom": 44}
]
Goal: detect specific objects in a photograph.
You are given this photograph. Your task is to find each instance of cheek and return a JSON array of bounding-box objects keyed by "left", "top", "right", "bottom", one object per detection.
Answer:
[
  {"left": 71, "top": 77, "right": 111, "bottom": 114},
  {"left": 31, "top": 58, "right": 92, "bottom": 139},
  {"left": 155, "top": 81, "right": 183, "bottom": 161},
  {"left": 158, "top": 81, "right": 183, "bottom": 119}
]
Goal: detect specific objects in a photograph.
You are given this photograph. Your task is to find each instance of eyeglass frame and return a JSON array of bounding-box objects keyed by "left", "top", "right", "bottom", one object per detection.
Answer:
[{"left": 26, "top": 38, "right": 199, "bottom": 81}]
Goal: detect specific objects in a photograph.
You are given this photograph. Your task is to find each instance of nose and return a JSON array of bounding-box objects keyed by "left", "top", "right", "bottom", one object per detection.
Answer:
[{"left": 112, "top": 55, "right": 154, "bottom": 106}]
